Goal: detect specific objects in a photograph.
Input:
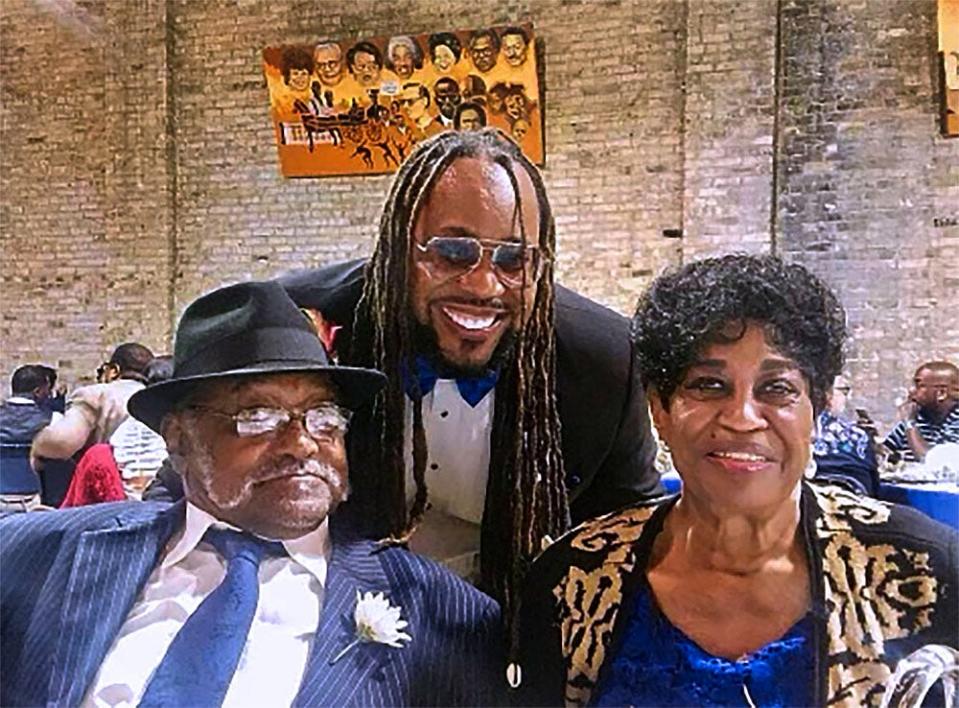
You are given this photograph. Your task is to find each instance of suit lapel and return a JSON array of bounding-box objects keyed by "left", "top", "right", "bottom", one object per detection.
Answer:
[
  {"left": 46, "top": 503, "right": 183, "bottom": 705},
  {"left": 294, "top": 517, "right": 398, "bottom": 706}
]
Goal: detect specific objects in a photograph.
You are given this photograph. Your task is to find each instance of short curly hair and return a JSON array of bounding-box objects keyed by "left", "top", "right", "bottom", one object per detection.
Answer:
[{"left": 631, "top": 253, "right": 846, "bottom": 413}]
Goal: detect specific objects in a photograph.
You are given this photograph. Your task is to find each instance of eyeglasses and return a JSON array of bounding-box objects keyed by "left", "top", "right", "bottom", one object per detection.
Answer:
[
  {"left": 414, "top": 236, "right": 541, "bottom": 287},
  {"left": 190, "top": 403, "right": 352, "bottom": 439}
]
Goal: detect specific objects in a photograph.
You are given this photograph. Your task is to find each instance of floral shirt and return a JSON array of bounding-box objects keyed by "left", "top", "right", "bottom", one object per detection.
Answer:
[
  {"left": 812, "top": 411, "right": 879, "bottom": 495},
  {"left": 814, "top": 411, "right": 872, "bottom": 460}
]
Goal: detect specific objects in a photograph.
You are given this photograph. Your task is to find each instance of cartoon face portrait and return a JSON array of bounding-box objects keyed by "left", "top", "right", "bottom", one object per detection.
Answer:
[
  {"left": 434, "top": 78, "right": 462, "bottom": 120},
  {"left": 398, "top": 83, "right": 430, "bottom": 122},
  {"left": 500, "top": 29, "right": 529, "bottom": 68},
  {"left": 433, "top": 45, "right": 456, "bottom": 72},
  {"left": 313, "top": 43, "right": 345, "bottom": 86},
  {"left": 348, "top": 42, "right": 383, "bottom": 88},
  {"left": 454, "top": 101, "right": 487, "bottom": 131},
  {"left": 288, "top": 69, "right": 311, "bottom": 91},
  {"left": 468, "top": 30, "right": 499, "bottom": 73},
  {"left": 386, "top": 36, "right": 422, "bottom": 80},
  {"left": 511, "top": 117, "right": 530, "bottom": 142},
  {"left": 504, "top": 88, "right": 529, "bottom": 121},
  {"left": 429, "top": 33, "right": 462, "bottom": 74},
  {"left": 282, "top": 46, "right": 314, "bottom": 92},
  {"left": 487, "top": 83, "right": 509, "bottom": 114}
]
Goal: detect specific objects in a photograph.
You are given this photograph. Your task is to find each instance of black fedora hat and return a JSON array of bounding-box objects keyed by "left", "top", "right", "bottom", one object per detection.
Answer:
[{"left": 128, "top": 280, "right": 386, "bottom": 433}]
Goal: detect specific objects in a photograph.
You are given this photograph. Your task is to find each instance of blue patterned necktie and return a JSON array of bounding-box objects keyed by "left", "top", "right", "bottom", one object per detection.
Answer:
[{"left": 138, "top": 527, "right": 286, "bottom": 707}]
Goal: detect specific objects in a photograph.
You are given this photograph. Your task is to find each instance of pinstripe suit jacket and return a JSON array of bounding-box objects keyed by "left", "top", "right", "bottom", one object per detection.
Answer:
[{"left": 0, "top": 501, "right": 504, "bottom": 707}]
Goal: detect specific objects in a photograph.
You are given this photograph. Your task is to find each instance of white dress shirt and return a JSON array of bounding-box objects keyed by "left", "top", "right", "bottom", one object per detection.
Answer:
[
  {"left": 83, "top": 504, "right": 330, "bottom": 708},
  {"left": 404, "top": 381, "right": 493, "bottom": 578}
]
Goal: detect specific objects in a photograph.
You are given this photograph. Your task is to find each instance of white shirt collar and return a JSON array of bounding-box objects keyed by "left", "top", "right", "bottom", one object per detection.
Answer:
[
  {"left": 163, "top": 502, "right": 331, "bottom": 587},
  {"left": 5, "top": 396, "right": 36, "bottom": 405}
]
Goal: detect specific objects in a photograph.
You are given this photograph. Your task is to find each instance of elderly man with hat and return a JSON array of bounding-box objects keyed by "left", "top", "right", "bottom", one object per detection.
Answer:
[{"left": 0, "top": 281, "right": 502, "bottom": 707}]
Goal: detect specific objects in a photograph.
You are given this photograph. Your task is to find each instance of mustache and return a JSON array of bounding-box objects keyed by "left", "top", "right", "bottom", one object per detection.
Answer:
[{"left": 251, "top": 458, "right": 343, "bottom": 487}]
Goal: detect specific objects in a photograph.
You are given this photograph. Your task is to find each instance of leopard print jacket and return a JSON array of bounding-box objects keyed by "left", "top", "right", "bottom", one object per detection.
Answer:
[{"left": 517, "top": 482, "right": 958, "bottom": 707}]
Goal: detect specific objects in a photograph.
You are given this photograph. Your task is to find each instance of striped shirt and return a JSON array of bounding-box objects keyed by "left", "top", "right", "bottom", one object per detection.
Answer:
[{"left": 883, "top": 406, "right": 959, "bottom": 462}]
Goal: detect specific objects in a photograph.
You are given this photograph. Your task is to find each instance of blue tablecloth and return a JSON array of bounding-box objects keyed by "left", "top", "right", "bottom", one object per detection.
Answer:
[
  {"left": 878, "top": 481, "right": 959, "bottom": 530},
  {"left": 658, "top": 473, "right": 958, "bottom": 530}
]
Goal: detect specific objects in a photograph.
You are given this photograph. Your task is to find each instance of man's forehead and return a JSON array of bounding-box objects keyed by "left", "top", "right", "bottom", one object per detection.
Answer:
[
  {"left": 413, "top": 157, "right": 541, "bottom": 240},
  {"left": 193, "top": 372, "right": 337, "bottom": 403},
  {"left": 916, "top": 366, "right": 959, "bottom": 382}
]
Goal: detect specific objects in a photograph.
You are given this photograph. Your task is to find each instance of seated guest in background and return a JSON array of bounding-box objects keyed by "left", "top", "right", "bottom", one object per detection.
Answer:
[
  {"left": 36, "top": 364, "right": 65, "bottom": 414},
  {"left": 61, "top": 357, "right": 175, "bottom": 508},
  {"left": 0, "top": 365, "right": 60, "bottom": 513},
  {"left": 110, "top": 355, "right": 174, "bottom": 497},
  {"left": 58, "top": 442, "right": 126, "bottom": 508},
  {"left": 884, "top": 360, "right": 959, "bottom": 463},
  {"left": 812, "top": 374, "right": 879, "bottom": 495},
  {"left": 30, "top": 342, "right": 154, "bottom": 468},
  {"left": 518, "top": 254, "right": 958, "bottom": 707},
  {"left": 1, "top": 281, "right": 502, "bottom": 707},
  {"left": 0, "top": 365, "right": 58, "bottom": 443}
]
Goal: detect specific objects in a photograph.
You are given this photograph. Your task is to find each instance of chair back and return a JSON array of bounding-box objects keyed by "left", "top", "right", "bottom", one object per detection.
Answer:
[{"left": 0, "top": 443, "right": 41, "bottom": 495}]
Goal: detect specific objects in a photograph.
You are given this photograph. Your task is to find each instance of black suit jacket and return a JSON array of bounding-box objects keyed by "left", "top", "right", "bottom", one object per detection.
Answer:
[{"left": 279, "top": 259, "right": 661, "bottom": 523}]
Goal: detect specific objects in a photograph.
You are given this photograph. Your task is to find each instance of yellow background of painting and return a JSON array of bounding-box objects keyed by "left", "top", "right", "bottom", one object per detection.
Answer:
[{"left": 262, "top": 25, "right": 544, "bottom": 177}]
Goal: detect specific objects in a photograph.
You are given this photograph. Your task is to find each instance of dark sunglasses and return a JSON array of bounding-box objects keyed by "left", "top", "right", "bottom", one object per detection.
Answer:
[{"left": 414, "top": 236, "right": 541, "bottom": 286}]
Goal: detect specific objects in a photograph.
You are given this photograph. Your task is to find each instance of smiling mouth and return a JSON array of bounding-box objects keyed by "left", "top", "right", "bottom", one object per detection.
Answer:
[
  {"left": 707, "top": 449, "right": 776, "bottom": 473},
  {"left": 709, "top": 451, "right": 771, "bottom": 462},
  {"left": 438, "top": 304, "right": 506, "bottom": 334}
]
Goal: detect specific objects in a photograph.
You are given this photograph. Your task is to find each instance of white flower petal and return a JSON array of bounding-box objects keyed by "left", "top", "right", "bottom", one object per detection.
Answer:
[{"left": 351, "top": 591, "right": 412, "bottom": 649}]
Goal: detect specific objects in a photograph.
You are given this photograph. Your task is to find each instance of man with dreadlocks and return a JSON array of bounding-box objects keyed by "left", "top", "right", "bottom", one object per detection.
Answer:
[{"left": 279, "top": 128, "right": 662, "bottom": 664}]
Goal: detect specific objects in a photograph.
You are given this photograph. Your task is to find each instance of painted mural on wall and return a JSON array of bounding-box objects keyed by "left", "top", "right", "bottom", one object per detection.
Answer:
[
  {"left": 940, "top": 0, "right": 958, "bottom": 137},
  {"left": 262, "top": 24, "right": 542, "bottom": 177}
]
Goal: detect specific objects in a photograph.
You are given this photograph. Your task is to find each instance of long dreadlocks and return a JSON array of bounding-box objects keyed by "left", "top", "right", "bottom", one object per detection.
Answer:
[{"left": 345, "top": 128, "right": 569, "bottom": 654}]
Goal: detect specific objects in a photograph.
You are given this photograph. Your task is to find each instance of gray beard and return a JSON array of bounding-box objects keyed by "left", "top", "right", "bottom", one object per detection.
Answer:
[{"left": 176, "top": 424, "right": 347, "bottom": 510}]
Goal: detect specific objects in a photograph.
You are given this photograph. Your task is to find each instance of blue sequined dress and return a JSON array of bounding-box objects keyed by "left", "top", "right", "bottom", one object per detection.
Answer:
[{"left": 593, "top": 581, "right": 815, "bottom": 707}]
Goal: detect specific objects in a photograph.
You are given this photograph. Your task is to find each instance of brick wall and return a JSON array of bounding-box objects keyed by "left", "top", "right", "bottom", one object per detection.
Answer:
[
  {"left": 2, "top": 0, "right": 957, "bottom": 427},
  {"left": 777, "top": 0, "right": 959, "bottom": 423},
  {"left": 1, "top": 0, "right": 174, "bottom": 382}
]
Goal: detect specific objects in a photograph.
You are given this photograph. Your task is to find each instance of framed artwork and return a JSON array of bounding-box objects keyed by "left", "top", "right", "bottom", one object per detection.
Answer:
[
  {"left": 940, "top": 0, "right": 958, "bottom": 137},
  {"left": 262, "top": 24, "right": 543, "bottom": 177}
]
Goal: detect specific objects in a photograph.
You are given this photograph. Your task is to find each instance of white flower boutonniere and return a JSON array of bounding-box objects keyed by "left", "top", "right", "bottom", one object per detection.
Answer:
[{"left": 329, "top": 590, "right": 412, "bottom": 665}]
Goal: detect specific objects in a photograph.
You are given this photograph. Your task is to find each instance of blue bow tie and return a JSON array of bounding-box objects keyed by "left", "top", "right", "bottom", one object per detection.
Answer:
[{"left": 401, "top": 355, "right": 499, "bottom": 407}]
